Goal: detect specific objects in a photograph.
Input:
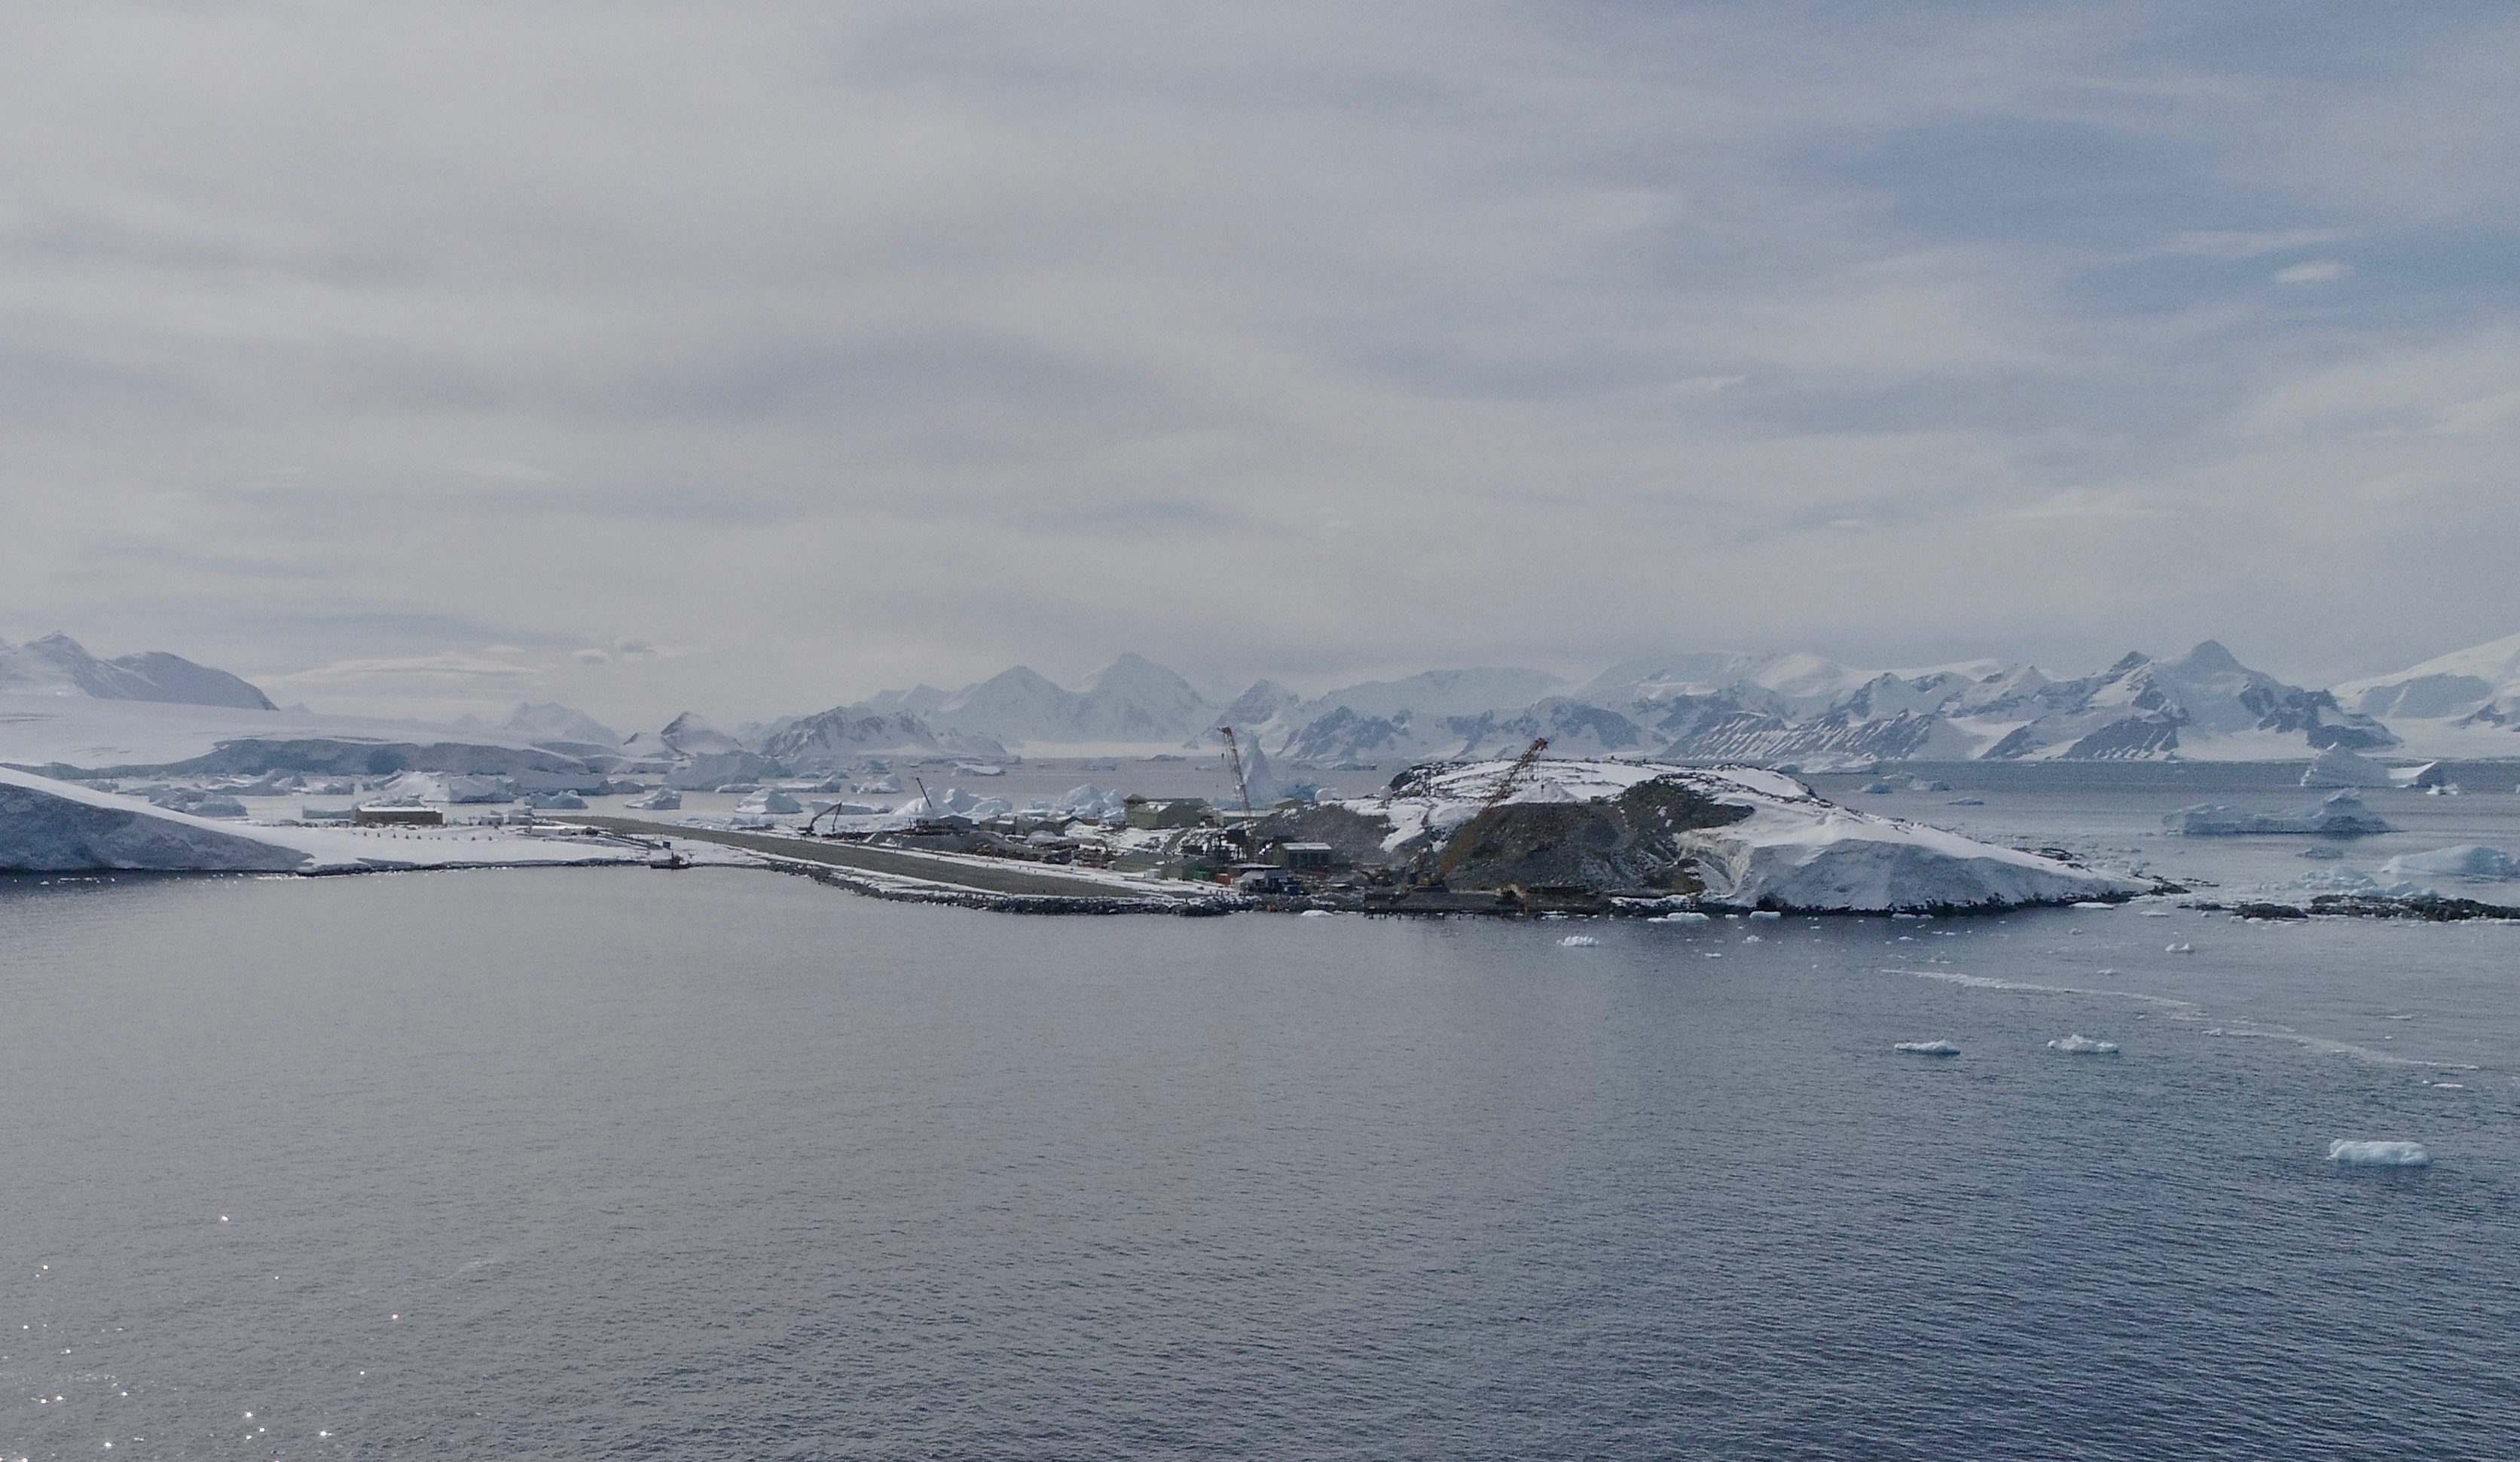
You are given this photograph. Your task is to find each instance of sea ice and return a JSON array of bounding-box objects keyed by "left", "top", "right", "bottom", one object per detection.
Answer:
[
  {"left": 2047, "top": 1034, "right": 2121, "bottom": 1055},
  {"left": 1894, "top": 1040, "right": 1961, "bottom": 1057},
  {"left": 2327, "top": 1140, "right": 2430, "bottom": 1167}
]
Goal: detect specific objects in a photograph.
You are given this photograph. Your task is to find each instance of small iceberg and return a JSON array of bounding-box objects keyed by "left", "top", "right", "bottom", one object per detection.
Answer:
[
  {"left": 1894, "top": 1040, "right": 1961, "bottom": 1057},
  {"left": 1653, "top": 911, "right": 1712, "bottom": 923},
  {"left": 625, "top": 788, "right": 683, "bottom": 810},
  {"left": 1557, "top": 935, "right": 1600, "bottom": 948},
  {"left": 2165, "top": 942, "right": 2195, "bottom": 954},
  {"left": 2378, "top": 845, "right": 2515, "bottom": 882},
  {"left": 2299, "top": 746, "right": 2396, "bottom": 789},
  {"left": 1298, "top": 908, "right": 1336, "bottom": 917},
  {"left": 2047, "top": 1033, "right": 2120, "bottom": 1055},
  {"left": 2328, "top": 1140, "right": 2430, "bottom": 1167},
  {"left": 2167, "top": 791, "right": 2391, "bottom": 838}
]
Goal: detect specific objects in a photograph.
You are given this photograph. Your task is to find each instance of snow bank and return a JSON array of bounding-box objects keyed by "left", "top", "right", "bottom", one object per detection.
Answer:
[
  {"left": 2, "top": 768, "right": 308, "bottom": 872},
  {"left": 2328, "top": 1140, "right": 2430, "bottom": 1167}
]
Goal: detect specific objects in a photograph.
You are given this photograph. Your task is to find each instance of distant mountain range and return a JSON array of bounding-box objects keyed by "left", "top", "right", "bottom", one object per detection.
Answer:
[
  {"left": 11, "top": 629, "right": 2520, "bottom": 780},
  {"left": 680, "top": 634, "right": 2514, "bottom": 770}
]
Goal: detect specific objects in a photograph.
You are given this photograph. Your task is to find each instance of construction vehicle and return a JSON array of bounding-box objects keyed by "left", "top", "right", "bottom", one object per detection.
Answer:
[{"left": 1422, "top": 736, "right": 1550, "bottom": 890}]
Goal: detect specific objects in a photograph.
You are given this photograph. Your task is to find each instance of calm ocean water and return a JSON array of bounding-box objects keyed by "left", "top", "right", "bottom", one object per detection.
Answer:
[{"left": 6, "top": 813, "right": 2520, "bottom": 1457}]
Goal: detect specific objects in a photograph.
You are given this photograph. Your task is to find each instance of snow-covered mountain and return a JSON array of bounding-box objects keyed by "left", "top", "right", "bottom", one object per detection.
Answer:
[
  {"left": 2332, "top": 631, "right": 2520, "bottom": 758},
  {"left": 866, "top": 654, "right": 1219, "bottom": 751},
  {"left": 1294, "top": 667, "right": 1565, "bottom": 722},
  {"left": 0, "top": 633, "right": 275, "bottom": 710},
  {"left": 1259, "top": 641, "right": 2395, "bottom": 768},
  {"left": 1966, "top": 640, "right": 2395, "bottom": 760},
  {"left": 753, "top": 710, "right": 1010, "bottom": 771},
  {"left": 502, "top": 701, "right": 619, "bottom": 747},
  {"left": 1575, "top": 652, "right": 1874, "bottom": 719}
]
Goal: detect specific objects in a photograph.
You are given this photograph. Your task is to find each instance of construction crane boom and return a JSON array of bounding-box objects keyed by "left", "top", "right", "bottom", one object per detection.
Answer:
[
  {"left": 1218, "top": 725, "right": 1258, "bottom": 858},
  {"left": 1428, "top": 736, "right": 1550, "bottom": 887}
]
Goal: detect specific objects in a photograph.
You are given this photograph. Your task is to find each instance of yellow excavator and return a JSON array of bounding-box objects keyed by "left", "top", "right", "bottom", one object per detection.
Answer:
[{"left": 1423, "top": 736, "right": 1549, "bottom": 890}]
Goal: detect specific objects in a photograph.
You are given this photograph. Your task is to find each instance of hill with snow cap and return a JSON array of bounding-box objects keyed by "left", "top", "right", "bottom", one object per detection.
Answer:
[
  {"left": 0, "top": 633, "right": 275, "bottom": 710},
  {"left": 1310, "top": 758, "right": 2145, "bottom": 911}
]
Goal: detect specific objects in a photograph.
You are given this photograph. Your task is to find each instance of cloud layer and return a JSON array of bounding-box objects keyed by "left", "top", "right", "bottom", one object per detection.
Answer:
[{"left": 4, "top": 2, "right": 2516, "bottom": 722}]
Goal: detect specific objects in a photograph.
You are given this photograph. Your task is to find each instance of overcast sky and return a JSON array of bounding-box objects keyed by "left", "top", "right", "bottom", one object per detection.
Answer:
[{"left": 5, "top": 2, "right": 2516, "bottom": 725}]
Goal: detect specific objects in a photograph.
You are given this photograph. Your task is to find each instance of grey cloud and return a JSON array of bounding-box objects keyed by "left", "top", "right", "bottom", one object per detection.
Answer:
[{"left": 2, "top": 2, "right": 2517, "bottom": 719}]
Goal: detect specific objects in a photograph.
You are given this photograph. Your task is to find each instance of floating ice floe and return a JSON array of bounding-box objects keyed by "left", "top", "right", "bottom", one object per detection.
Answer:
[
  {"left": 2047, "top": 1033, "right": 2120, "bottom": 1055},
  {"left": 1557, "top": 934, "right": 1600, "bottom": 948},
  {"left": 1894, "top": 1040, "right": 1961, "bottom": 1057},
  {"left": 2165, "top": 942, "right": 2195, "bottom": 954},
  {"left": 2328, "top": 1140, "right": 2430, "bottom": 1167},
  {"left": 1652, "top": 911, "right": 1712, "bottom": 923}
]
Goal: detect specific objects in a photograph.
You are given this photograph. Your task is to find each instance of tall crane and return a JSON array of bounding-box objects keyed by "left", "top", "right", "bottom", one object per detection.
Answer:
[
  {"left": 1218, "top": 725, "right": 1257, "bottom": 860},
  {"left": 1426, "top": 736, "right": 1550, "bottom": 889},
  {"left": 1218, "top": 726, "right": 1257, "bottom": 822}
]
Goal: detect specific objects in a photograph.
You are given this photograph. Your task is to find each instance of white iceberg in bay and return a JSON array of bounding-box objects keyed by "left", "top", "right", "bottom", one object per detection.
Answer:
[
  {"left": 2328, "top": 1140, "right": 2430, "bottom": 1167},
  {"left": 2047, "top": 1033, "right": 2120, "bottom": 1055},
  {"left": 2378, "top": 845, "right": 2515, "bottom": 882}
]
